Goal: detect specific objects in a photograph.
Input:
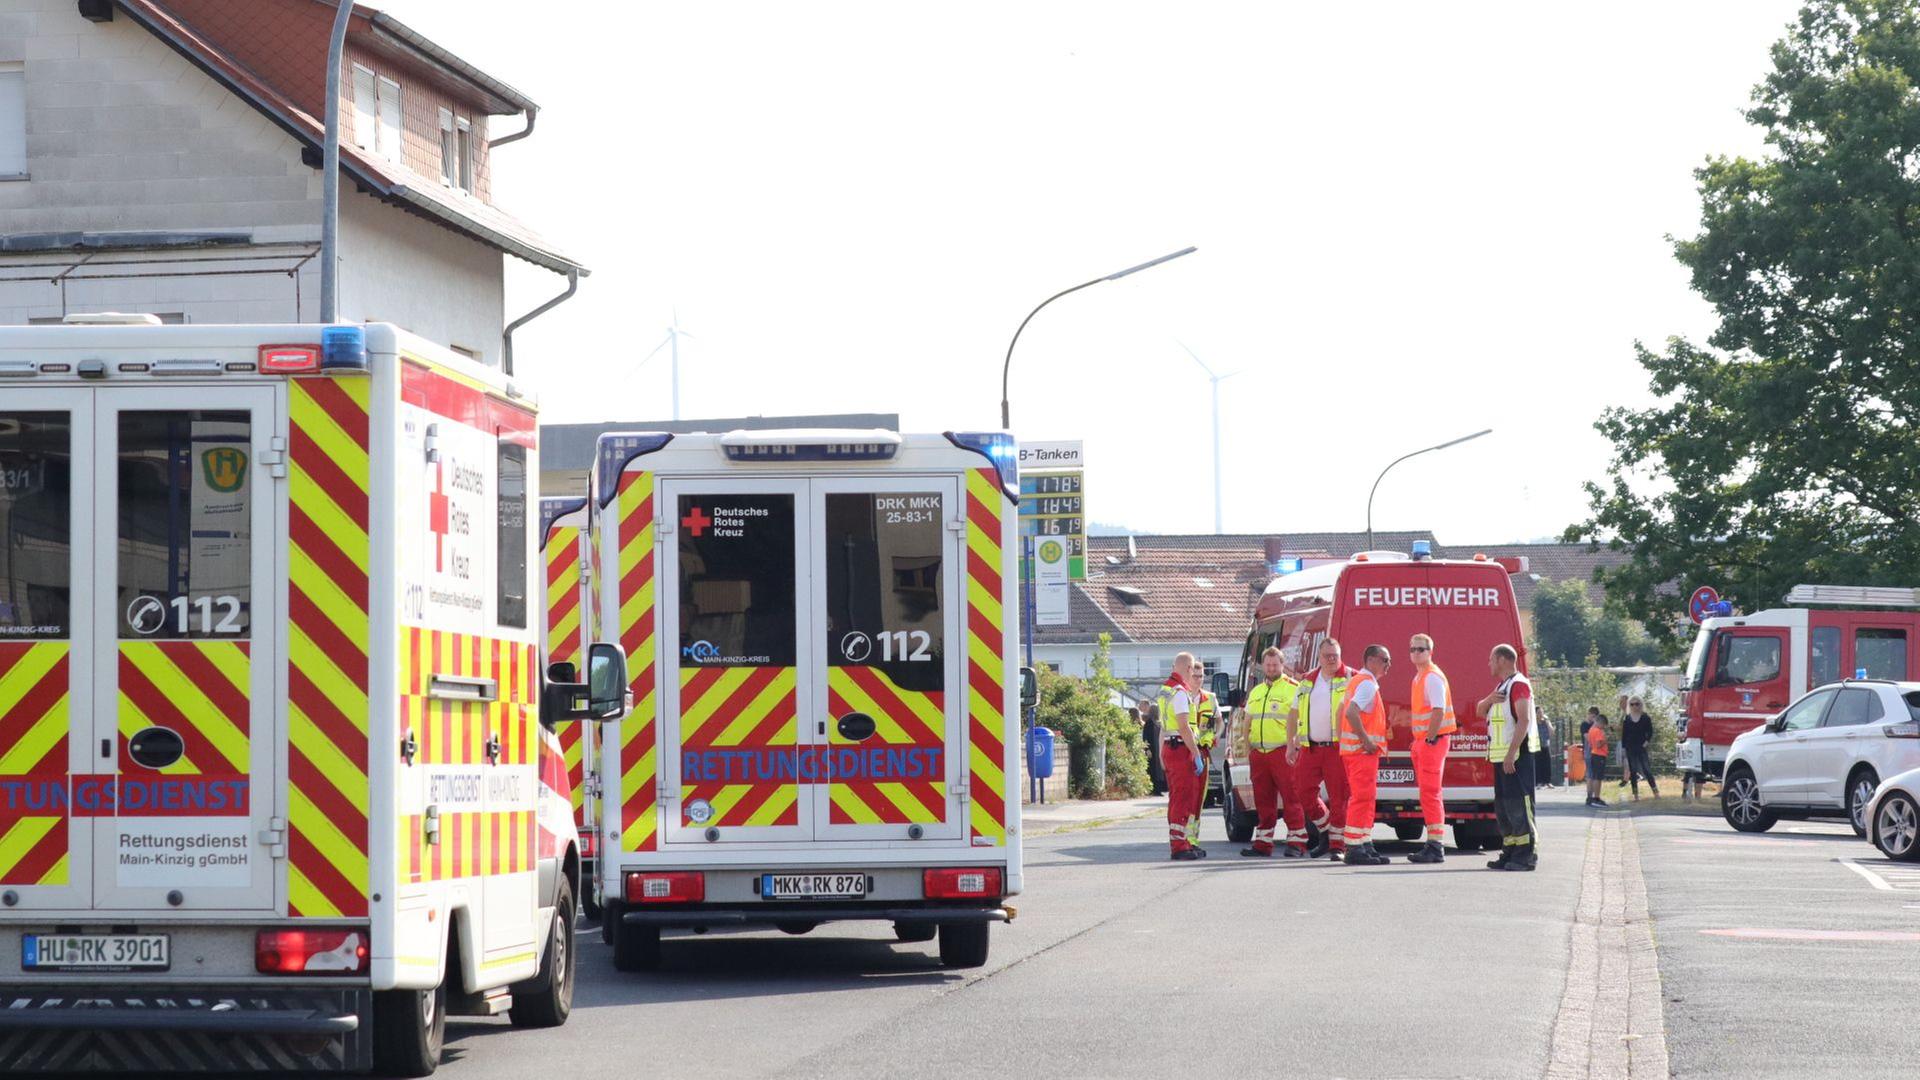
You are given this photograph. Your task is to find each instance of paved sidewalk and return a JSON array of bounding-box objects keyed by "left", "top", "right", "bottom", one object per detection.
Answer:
[{"left": 1020, "top": 795, "right": 1162, "bottom": 835}]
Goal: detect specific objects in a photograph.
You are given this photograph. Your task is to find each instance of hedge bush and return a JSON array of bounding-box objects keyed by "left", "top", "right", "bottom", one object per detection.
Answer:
[{"left": 1034, "top": 634, "right": 1150, "bottom": 799}]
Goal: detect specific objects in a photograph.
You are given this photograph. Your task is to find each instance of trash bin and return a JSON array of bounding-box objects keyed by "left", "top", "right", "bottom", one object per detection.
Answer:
[{"left": 1031, "top": 726, "right": 1055, "bottom": 777}]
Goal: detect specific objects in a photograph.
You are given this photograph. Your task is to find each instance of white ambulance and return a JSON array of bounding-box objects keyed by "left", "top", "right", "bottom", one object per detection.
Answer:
[
  {"left": 540, "top": 495, "right": 605, "bottom": 918},
  {"left": 0, "top": 320, "right": 623, "bottom": 1075},
  {"left": 589, "top": 429, "right": 1021, "bottom": 971}
]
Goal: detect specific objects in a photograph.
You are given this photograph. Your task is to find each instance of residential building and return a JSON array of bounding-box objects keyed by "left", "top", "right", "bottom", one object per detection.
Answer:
[{"left": 0, "top": 0, "right": 582, "bottom": 367}]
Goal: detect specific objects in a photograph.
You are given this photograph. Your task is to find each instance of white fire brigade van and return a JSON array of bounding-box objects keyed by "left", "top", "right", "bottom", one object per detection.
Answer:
[
  {"left": 589, "top": 429, "right": 1021, "bottom": 971},
  {"left": 0, "top": 320, "right": 623, "bottom": 1075}
]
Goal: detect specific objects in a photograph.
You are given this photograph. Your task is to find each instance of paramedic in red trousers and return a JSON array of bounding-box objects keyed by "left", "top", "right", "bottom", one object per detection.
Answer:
[
  {"left": 1239, "top": 646, "right": 1303, "bottom": 858},
  {"left": 1189, "top": 657, "right": 1221, "bottom": 841},
  {"left": 1159, "top": 652, "right": 1208, "bottom": 860},
  {"left": 1290, "top": 638, "right": 1355, "bottom": 860},
  {"left": 1405, "top": 632, "right": 1457, "bottom": 865},
  {"left": 1340, "top": 644, "right": 1394, "bottom": 866}
]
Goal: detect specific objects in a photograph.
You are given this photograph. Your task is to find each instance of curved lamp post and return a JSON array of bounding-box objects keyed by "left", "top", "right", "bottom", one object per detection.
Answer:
[
  {"left": 1365, "top": 428, "right": 1493, "bottom": 551},
  {"left": 1000, "top": 246, "right": 1196, "bottom": 430}
]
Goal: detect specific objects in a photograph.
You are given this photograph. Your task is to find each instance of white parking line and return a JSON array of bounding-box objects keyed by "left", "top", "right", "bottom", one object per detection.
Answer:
[{"left": 1838, "top": 858, "right": 1920, "bottom": 891}]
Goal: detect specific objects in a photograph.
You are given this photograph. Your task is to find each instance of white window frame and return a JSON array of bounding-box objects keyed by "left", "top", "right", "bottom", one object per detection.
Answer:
[
  {"left": 438, "top": 108, "right": 456, "bottom": 185},
  {"left": 454, "top": 116, "right": 473, "bottom": 193},
  {"left": 0, "top": 61, "right": 28, "bottom": 180},
  {"left": 376, "top": 76, "right": 402, "bottom": 164},
  {"left": 350, "top": 64, "right": 377, "bottom": 152}
]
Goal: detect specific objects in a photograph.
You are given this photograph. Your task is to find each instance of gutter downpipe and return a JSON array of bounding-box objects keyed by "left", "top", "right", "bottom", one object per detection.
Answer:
[
  {"left": 501, "top": 267, "right": 578, "bottom": 376},
  {"left": 490, "top": 107, "right": 537, "bottom": 148}
]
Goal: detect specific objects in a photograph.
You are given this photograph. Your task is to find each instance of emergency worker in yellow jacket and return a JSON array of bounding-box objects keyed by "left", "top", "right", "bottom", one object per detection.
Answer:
[{"left": 1239, "top": 646, "right": 1303, "bottom": 857}]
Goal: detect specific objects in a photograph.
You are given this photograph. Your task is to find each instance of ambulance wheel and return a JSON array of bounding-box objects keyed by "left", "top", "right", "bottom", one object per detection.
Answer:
[
  {"left": 937, "top": 922, "right": 990, "bottom": 969},
  {"left": 509, "top": 876, "right": 575, "bottom": 1028},
  {"left": 1393, "top": 824, "right": 1423, "bottom": 843},
  {"left": 613, "top": 920, "right": 663, "bottom": 972},
  {"left": 371, "top": 979, "right": 445, "bottom": 1078},
  {"left": 601, "top": 899, "right": 620, "bottom": 945},
  {"left": 581, "top": 881, "right": 603, "bottom": 922},
  {"left": 894, "top": 921, "right": 937, "bottom": 944},
  {"left": 1222, "top": 786, "right": 1255, "bottom": 844}
]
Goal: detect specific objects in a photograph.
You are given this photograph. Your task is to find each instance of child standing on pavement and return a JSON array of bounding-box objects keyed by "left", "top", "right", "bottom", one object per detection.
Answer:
[{"left": 1585, "top": 713, "right": 1610, "bottom": 807}]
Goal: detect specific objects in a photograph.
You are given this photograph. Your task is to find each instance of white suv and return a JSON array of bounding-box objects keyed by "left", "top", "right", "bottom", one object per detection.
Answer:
[{"left": 1722, "top": 680, "right": 1920, "bottom": 836}]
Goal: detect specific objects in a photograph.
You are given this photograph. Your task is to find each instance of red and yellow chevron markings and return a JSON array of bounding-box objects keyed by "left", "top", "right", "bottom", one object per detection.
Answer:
[
  {"left": 964, "top": 468, "right": 1008, "bottom": 846},
  {"left": 397, "top": 629, "right": 539, "bottom": 884},
  {"left": 677, "top": 666, "right": 800, "bottom": 828},
  {"left": 287, "top": 376, "right": 372, "bottom": 918},
  {"left": 117, "top": 641, "right": 250, "bottom": 776},
  {"left": 617, "top": 470, "right": 660, "bottom": 852},
  {"left": 546, "top": 523, "right": 587, "bottom": 819},
  {"left": 0, "top": 642, "right": 70, "bottom": 886},
  {"left": 827, "top": 667, "right": 947, "bottom": 825}
]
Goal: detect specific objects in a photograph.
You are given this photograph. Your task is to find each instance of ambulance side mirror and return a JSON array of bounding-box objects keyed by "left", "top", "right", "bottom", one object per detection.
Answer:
[
  {"left": 1019, "top": 667, "right": 1038, "bottom": 711},
  {"left": 1211, "top": 671, "right": 1232, "bottom": 701},
  {"left": 542, "top": 643, "right": 629, "bottom": 726}
]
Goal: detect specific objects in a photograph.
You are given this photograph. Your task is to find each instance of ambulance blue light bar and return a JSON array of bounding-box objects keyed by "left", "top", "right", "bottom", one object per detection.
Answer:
[
  {"left": 719, "top": 430, "right": 901, "bottom": 462},
  {"left": 320, "top": 325, "right": 368, "bottom": 371},
  {"left": 945, "top": 431, "right": 1018, "bottom": 500}
]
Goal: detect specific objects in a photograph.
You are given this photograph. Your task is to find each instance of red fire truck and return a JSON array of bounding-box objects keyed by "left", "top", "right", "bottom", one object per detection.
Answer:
[
  {"left": 1678, "top": 585, "right": 1920, "bottom": 781},
  {"left": 1225, "top": 545, "right": 1530, "bottom": 850}
]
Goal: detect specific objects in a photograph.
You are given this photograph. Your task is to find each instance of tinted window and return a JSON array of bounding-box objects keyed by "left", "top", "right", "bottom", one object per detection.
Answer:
[
  {"left": 1715, "top": 635, "right": 1781, "bottom": 685},
  {"left": 1855, "top": 629, "right": 1908, "bottom": 681},
  {"left": 677, "top": 493, "right": 795, "bottom": 667},
  {"left": 497, "top": 443, "right": 528, "bottom": 629},
  {"left": 823, "top": 491, "right": 944, "bottom": 691},
  {"left": 1822, "top": 688, "right": 1883, "bottom": 728},
  {"left": 1810, "top": 626, "right": 1841, "bottom": 688},
  {"left": 118, "top": 411, "right": 251, "bottom": 639},
  {"left": 0, "top": 413, "right": 70, "bottom": 640},
  {"left": 1906, "top": 691, "right": 1920, "bottom": 722},
  {"left": 1778, "top": 688, "right": 1834, "bottom": 732}
]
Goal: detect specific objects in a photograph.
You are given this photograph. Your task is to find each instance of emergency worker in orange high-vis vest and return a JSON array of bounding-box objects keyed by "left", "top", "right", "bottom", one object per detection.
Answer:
[
  {"left": 1340, "top": 644, "right": 1393, "bottom": 866},
  {"left": 1405, "top": 632, "right": 1457, "bottom": 865}
]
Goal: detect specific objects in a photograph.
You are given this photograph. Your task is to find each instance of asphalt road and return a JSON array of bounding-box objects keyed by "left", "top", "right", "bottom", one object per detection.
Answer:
[
  {"left": 442, "top": 796, "right": 1590, "bottom": 1080},
  {"left": 1637, "top": 809, "right": 1920, "bottom": 1079}
]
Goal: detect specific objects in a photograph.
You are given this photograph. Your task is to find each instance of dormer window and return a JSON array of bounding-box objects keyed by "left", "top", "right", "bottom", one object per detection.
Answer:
[
  {"left": 441, "top": 108, "right": 474, "bottom": 193},
  {"left": 351, "top": 65, "right": 401, "bottom": 164}
]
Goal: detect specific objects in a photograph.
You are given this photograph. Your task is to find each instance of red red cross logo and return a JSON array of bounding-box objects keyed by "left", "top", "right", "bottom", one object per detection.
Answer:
[
  {"left": 428, "top": 462, "right": 450, "bottom": 571},
  {"left": 681, "top": 506, "right": 713, "bottom": 537}
]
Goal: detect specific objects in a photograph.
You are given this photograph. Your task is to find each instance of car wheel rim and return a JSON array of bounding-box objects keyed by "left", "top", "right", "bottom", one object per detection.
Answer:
[
  {"left": 422, "top": 987, "right": 436, "bottom": 1027},
  {"left": 1727, "top": 777, "right": 1761, "bottom": 824},
  {"left": 1880, "top": 799, "right": 1918, "bottom": 856},
  {"left": 555, "top": 911, "right": 569, "bottom": 983},
  {"left": 1852, "top": 779, "right": 1876, "bottom": 831}
]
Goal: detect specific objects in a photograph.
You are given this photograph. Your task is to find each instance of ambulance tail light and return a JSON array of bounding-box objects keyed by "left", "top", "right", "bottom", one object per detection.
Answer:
[
  {"left": 321, "top": 325, "right": 369, "bottom": 371},
  {"left": 256, "top": 929, "right": 369, "bottom": 974},
  {"left": 923, "top": 867, "right": 1003, "bottom": 899},
  {"left": 258, "top": 344, "right": 321, "bottom": 373},
  {"left": 944, "top": 432, "right": 1017, "bottom": 498},
  {"left": 626, "top": 871, "right": 704, "bottom": 903}
]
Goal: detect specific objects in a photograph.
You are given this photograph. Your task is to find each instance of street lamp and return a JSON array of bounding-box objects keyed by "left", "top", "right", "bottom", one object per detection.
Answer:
[
  {"left": 1365, "top": 428, "right": 1493, "bottom": 551},
  {"left": 999, "top": 246, "right": 1196, "bottom": 430},
  {"left": 319, "top": 0, "right": 354, "bottom": 321},
  {"left": 1176, "top": 341, "right": 1238, "bottom": 535}
]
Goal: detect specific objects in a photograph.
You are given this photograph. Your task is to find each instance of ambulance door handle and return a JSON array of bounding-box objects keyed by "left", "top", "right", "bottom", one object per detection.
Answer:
[
  {"left": 818, "top": 721, "right": 827, "bottom": 737},
  {"left": 485, "top": 733, "right": 502, "bottom": 764}
]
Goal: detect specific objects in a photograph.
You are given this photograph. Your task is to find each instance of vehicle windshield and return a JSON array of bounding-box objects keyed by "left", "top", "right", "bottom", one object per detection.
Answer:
[{"left": 1683, "top": 627, "right": 1714, "bottom": 690}]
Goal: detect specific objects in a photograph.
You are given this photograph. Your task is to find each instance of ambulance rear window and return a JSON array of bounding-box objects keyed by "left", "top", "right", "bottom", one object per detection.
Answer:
[
  {"left": 497, "top": 443, "right": 528, "bottom": 629},
  {"left": 118, "top": 410, "right": 252, "bottom": 640},
  {"left": 0, "top": 412, "right": 70, "bottom": 639}
]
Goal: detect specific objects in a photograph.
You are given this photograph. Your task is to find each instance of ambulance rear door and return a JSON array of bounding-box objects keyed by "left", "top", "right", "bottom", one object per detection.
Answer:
[
  {"left": 1, "top": 383, "right": 281, "bottom": 913},
  {"left": 810, "top": 476, "right": 966, "bottom": 841},
  {"left": 659, "top": 478, "right": 812, "bottom": 843}
]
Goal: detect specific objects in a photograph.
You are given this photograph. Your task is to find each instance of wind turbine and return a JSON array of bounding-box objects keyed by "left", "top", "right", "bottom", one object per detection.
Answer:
[
  {"left": 636, "top": 310, "right": 693, "bottom": 421},
  {"left": 1177, "top": 341, "right": 1239, "bottom": 535}
]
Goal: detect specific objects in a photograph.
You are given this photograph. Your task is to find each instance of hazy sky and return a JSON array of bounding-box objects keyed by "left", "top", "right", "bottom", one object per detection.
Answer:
[{"left": 385, "top": 0, "right": 1804, "bottom": 544}]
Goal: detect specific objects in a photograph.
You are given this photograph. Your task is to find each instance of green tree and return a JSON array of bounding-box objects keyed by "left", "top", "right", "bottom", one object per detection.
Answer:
[
  {"left": 1034, "top": 635, "right": 1150, "bottom": 799},
  {"left": 1530, "top": 578, "right": 1666, "bottom": 666},
  {"left": 1570, "top": 0, "right": 1920, "bottom": 645}
]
